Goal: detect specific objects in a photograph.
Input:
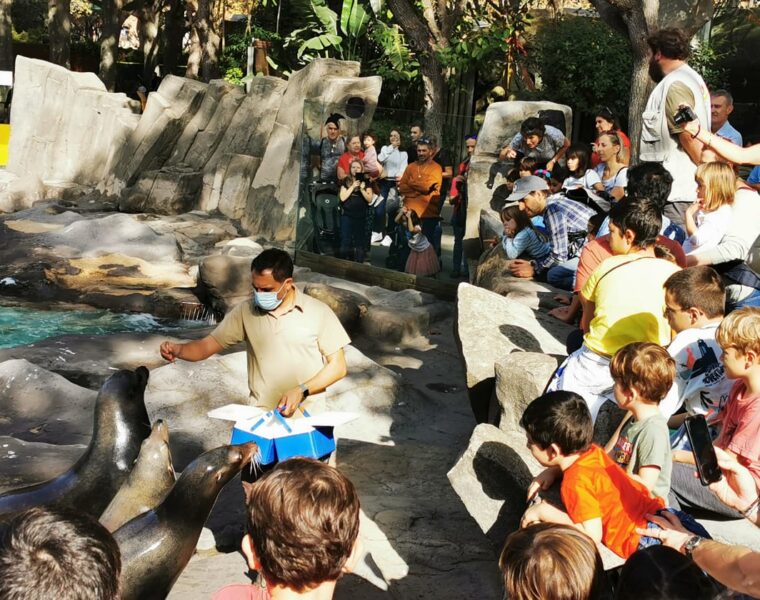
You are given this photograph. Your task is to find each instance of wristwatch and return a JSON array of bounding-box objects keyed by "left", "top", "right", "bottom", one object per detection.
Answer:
[
  {"left": 299, "top": 383, "right": 310, "bottom": 399},
  {"left": 683, "top": 535, "right": 705, "bottom": 557}
]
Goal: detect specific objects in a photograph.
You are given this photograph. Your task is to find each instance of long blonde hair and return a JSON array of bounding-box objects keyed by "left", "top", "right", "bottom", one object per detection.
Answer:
[{"left": 695, "top": 161, "right": 736, "bottom": 212}]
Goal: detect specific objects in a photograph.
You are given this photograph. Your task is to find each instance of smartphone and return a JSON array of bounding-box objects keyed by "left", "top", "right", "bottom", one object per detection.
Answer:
[{"left": 684, "top": 414, "right": 723, "bottom": 486}]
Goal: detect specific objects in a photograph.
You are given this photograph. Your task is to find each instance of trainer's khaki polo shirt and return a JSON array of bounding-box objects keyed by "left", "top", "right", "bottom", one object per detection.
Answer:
[{"left": 210, "top": 288, "right": 350, "bottom": 410}]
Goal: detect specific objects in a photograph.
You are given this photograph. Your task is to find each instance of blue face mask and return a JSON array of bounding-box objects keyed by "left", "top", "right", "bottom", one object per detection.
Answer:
[{"left": 253, "top": 282, "right": 287, "bottom": 311}]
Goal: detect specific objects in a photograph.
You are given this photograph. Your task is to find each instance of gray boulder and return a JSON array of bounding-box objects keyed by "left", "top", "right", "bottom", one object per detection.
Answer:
[
  {"left": 494, "top": 353, "right": 560, "bottom": 431},
  {"left": 199, "top": 254, "right": 256, "bottom": 314},
  {"left": 302, "top": 283, "right": 370, "bottom": 335},
  {"left": 119, "top": 166, "right": 204, "bottom": 215},
  {"left": 455, "top": 283, "right": 571, "bottom": 422}
]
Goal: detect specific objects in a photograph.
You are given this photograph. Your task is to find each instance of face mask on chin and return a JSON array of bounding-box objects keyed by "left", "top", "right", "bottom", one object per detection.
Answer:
[{"left": 253, "top": 282, "right": 287, "bottom": 311}]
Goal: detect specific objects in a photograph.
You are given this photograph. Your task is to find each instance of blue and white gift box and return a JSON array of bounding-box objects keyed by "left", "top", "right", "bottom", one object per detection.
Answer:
[{"left": 208, "top": 404, "right": 357, "bottom": 465}]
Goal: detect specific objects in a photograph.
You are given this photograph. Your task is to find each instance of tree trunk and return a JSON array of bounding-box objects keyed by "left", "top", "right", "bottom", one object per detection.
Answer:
[
  {"left": 186, "top": 0, "right": 220, "bottom": 82},
  {"left": 619, "top": 7, "right": 652, "bottom": 163},
  {"left": 0, "top": 0, "right": 13, "bottom": 72},
  {"left": 419, "top": 53, "right": 446, "bottom": 143},
  {"left": 98, "top": 0, "right": 123, "bottom": 90},
  {"left": 139, "top": 0, "right": 162, "bottom": 85},
  {"left": 48, "top": 0, "right": 71, "bottom": 69},
  {"left": 200, "top": 0, "right": 221, "bottom": 82},
  {"left": 184, "top": 0, "right": 201, "bottom": 79},
  {"left": 162, "top": 0, "right": 185, "bottom": 76}
]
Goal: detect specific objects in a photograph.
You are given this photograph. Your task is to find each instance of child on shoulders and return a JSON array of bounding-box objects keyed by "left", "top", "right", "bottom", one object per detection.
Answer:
[
  {"left": 659, "top": 267, "right": 733, "bottom": 449},
  {"left": 212, "top": 458, "right": 361, "bottom": 600},
  {"left": 606, "top": 342, "right": 676, "bottom": 499}
]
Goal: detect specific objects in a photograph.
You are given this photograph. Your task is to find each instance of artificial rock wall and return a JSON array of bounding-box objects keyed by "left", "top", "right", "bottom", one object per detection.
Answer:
[{"left": 6, "top": 57, "right": 382, "bottom": 241}]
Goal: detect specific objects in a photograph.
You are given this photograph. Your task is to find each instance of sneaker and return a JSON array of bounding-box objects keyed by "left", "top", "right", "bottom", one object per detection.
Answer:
[
  {"left": 371, "top": 232, "right": 383, "bottom": 244},
  {"left": 380, "top": 235, "right": 392, "bottom": 247}
]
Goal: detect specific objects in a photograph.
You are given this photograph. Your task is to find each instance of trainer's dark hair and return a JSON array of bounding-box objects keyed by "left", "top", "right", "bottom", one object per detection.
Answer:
[
  {"left": 520, "top": 391, "right": 593, "bottom": 455},
  {"left": 608, "top": 197, "right": 661, "bottom": 249},
  {"left": 664, "top": 266, "right": 726, "bottom": 319},
  {"left": 251, "top": 248, "right": 294, "bottom": 281},
  {"left": 627, "top": 162, "right": 673, "bottom": 210},
  {"left": 0, "top": 507, "right": 121, "bottom": 600},
  {"left": 647, "top": 28, "right": 691, "bottom": 61},
  {"left": 520, "top": 117, "right": 546, "bottom": 139},
  {"left": 615, "top": 546, "right": 718, "bottom": 600},
  {"left": 246, "top": 458, "right": 360, "bottom": 591}
]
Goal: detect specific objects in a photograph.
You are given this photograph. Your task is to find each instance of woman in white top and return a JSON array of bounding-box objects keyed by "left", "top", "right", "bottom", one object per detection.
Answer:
[
  {"left": 374, "top": 129, "right": 409, "bottom": 245},
  {"left": 593, "top": 132, "right": 627, "bottom": 201}
]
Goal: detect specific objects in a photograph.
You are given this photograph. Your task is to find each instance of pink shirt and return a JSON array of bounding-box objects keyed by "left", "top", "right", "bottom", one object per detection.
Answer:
[
  {"left": 212, "top": 584, "right": 271, "bottom": 600},
  {"left": 716, "top": 380, "right": 760, "bottom": 487}
]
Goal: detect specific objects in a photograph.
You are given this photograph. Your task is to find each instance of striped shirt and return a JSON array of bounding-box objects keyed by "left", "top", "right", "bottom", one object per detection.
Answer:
[
  {"left": 534, "top": 196, "right": 596, "bottom": 273},
  {"left": 502, "top": 228, "right": 550, "bottom": 260}
]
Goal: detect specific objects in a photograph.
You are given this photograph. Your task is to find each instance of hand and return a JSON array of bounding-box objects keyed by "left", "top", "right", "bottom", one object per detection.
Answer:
[
  {"left": 486, "top": 237, "right": 500, "bottom": 248},
  {"left": 678, "top": 104, "right": 701, "bottom": 137},
  {"left": 505, "top": 148, "right": 518, "bottom": 159},
  {"left": 454, "top": 175, "right": 465, "bottom": 184},
  {"left": 685, "top": 200, "right": 701, "bottom": 216},
  {"left": 427, "top": 183, "right": 439, "bottom": 194},
  {"left": 520, "top": 499, "right": 545, "bottom": 528},
  {"left": 503, "top": 226, "right": 516, "bottom": 237},
  {"left": 527, "top": 467, "right": 559, "bottom": 501},
  {"left": 708, "top": 448, "right": 759, "bottom": 513},
  {"left": 635, "top": 511, "right": 692, "bottom": 553},
  {"left": 277, "top": 387, "right": 304, "bottom": 418},
  {"left": 509, "top": 259, "right": 535, "bottom": 279},
  {"left": 546, "top": 160, "right": 556, "bottom": 172},
  {"left": 548, "top": 305, "right": 574, "bottom": 324},
  {"left": 160, "top": 341, "right": 182, "bottom": 363}
]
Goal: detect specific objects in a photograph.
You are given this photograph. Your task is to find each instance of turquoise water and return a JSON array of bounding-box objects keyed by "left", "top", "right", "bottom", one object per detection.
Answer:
[{"left": 0, "top": 304, "right": 207, "bottom": 349}]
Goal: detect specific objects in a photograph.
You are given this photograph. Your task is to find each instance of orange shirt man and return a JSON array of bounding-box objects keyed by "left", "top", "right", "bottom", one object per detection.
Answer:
[{"left": 398, "top": 140, "right": 443, "bottom": 219}]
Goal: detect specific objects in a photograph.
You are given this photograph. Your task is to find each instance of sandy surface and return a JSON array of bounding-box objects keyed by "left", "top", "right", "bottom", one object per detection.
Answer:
[{"left": 168, "top": 314, "right": 502, "bottom": 599}]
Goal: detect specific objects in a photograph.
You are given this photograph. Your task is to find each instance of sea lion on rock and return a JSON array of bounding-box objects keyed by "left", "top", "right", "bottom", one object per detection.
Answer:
[
  {"left": 115, "top": 442, "right": 258, "bottom": 600},
  {"left": 0, "top": 367, "right": 151, "bottom": 520},
  {"left": 100, "top": 419, "right": 175, "bottom": 532}
]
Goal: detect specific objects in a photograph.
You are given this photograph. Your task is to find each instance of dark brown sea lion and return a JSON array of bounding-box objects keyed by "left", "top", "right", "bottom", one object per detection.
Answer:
[
  {"left": 99, "top": 419, "right": 175, "bottom": 532},
  {"left": 0, "top": 367, "right": 151, "bottom": 520},
  {"left": 114, "top": 442, "right": 258, "bottom": 600}
]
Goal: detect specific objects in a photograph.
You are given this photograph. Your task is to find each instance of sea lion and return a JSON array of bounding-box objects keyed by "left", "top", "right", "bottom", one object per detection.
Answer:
[
  {"left": 99, "top": 419, "right": 175, "bottom": 532},
  {"left": 0, "top": 367, "right": 151, "bottom": 520},
  {"left": 115, "top": 442, "right": 258, "bottom": 600}
]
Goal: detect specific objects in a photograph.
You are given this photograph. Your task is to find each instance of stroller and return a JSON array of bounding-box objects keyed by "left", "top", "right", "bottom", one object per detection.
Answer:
[{"left": 308, "top": 181, "right": 341, "bottom": 256}]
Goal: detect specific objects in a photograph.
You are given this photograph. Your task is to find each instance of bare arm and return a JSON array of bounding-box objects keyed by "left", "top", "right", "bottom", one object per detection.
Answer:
[
  {"left": 277, "top": 348, "right": 348, "bottom": 417},
  {"left": 547, "top": 137, "right": 571, "bottom": 170},
  {"left": 678, "top": 130, "right": 704, "bottom": 166},
  {"left": 579, "top": 295, "right": 595, "bottom": 333},
  {"left": 159, "top": 335, "right": 223, "bottom": 363},
  {"left": 610, "top": 185, "right": 626, "bottom": 201},
  {"left": 604, "top": 412, "right": 632, "bottom": 453},
  {"left": 339, "top": 183, "right": 355, "bottom": 201},
  {"left": 360, "top": 184, "right": 373, "bottom": 203},
  {"left": 337, "top": 164, "right": 348, "bottom": 181},
  {"left": 685, "top": 118, "right": 760, "bottom": 165}
]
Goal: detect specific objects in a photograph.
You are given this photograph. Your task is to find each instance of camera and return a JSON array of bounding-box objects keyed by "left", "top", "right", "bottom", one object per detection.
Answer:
[
  {"left": 673, "top": 105, "right": 698, "bottom": 126},
  {"left": 355, "top": 172, "right": 367, "bottom": 183}
]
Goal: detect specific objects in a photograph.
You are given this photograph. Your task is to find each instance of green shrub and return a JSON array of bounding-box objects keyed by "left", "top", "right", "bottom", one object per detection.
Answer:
[{"left": 527, "top": 16, "right": 632, "bottom": 119}]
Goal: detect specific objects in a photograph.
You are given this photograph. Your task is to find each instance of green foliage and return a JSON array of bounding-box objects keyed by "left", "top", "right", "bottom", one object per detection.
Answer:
[
  {"left": 527, "top": 16, "right": 632, "bottom": 118},
  {"left": 12, "top": 26, "right": 48, "bottom": 44},
  {"left": 368, "top": 20, "right": 418, "bottom": 82},
  {"left": 223, "top": 66, "right": 245, "bottom": 86},
  {"left": 12, "top": 0, "right": 47, "bottom": 33},
  {"left": 689, "top": 39, "right": 730, "bottom": 90}
]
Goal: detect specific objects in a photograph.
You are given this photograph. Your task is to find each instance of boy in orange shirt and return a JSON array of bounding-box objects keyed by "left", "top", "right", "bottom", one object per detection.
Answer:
[{"left": 520, "top": 391, "right": 709, "bottom": 558}]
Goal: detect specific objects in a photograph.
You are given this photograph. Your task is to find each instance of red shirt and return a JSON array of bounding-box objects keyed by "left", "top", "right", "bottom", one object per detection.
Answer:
[
  {"left": 337, "top": 151, "right": 365, "bottom": 180},
  {"left": 591, "top": 130, "right": 632, "bottom": 167},
  {"left": 562, "top": 445, "right": 665, "bottom": 558},
  {"left": 716, "top": 380, "right": 760, "bottom": 488},
  {"left": 212, "top": 584, "right": 271, "bottom": 600}
]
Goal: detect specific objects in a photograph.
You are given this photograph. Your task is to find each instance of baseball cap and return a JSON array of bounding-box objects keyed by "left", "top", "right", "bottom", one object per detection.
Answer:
[{"left": 506, "top": 175, "right": 550, "bottom": 202}]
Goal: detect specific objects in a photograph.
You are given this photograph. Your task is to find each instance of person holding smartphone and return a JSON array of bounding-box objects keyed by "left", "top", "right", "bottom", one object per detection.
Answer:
[{"left": 669, "top": 307, "right": 760, "bottom": 519}]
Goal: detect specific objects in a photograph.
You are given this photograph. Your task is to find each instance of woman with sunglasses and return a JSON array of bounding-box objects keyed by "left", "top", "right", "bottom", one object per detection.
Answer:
[{"left": 591, "top": 107, "right": 631, "bottom": 168}]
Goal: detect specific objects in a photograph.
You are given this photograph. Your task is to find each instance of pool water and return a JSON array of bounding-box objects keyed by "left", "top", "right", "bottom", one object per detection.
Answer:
[{"left": 0, "top": 304, "right": 208, "bottom": 349}]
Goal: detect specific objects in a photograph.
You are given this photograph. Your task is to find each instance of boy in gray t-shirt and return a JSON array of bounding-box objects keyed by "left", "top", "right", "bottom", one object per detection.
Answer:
[{"left": 606, "top": 342, "right": 676, "bottom": 499}]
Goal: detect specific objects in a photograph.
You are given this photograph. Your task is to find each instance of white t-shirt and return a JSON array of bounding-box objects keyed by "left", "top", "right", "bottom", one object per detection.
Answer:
[
  {"left": 660, "top": 323, "right": 733, "bottom": 424},
  {"left": 563, "top": 169, "right": 601, "bottom": 192},
  {"left": 594, "top": 164, "right": 628, "bottom": 194},
  {"left": 682, "top": 204, "right": 733, "bottom": 254}
]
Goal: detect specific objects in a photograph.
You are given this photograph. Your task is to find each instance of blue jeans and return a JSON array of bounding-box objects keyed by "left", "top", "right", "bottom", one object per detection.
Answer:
[
  {"left": 638, "top": 508, "right": 711, "bottom": 549},
  {"left": 546, "top": 257, "right": 579, "bottom": 291},
  {"left": 340, "top": 214, "right": 366, "bottom": 263},
  {"left": 452, "top": 222, "right": 468, "bottom": 275}
]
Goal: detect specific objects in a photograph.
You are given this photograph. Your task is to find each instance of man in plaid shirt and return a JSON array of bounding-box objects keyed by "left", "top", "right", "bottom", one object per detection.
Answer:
[{"left": 507, "top": 176, "right": 596, "bottom": 290}]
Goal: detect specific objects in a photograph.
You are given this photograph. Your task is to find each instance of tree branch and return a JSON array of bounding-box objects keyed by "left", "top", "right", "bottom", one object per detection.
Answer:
[{"left": 588, "top": 0, "right": 628, "bottom": 38}]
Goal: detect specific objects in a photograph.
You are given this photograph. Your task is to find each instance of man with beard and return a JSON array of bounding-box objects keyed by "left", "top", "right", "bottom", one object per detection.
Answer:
[{"left": 639, "top": 28, "right": 710, "bottom": 229}]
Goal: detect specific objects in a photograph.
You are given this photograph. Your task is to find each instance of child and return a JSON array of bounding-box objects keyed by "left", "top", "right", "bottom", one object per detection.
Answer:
[
  {"left": 682, "top": 162, "right": 735, "bottom": 254},
  {"left": 339, "top": 158, "right": 373, "bottom": 263},
  {"left": 659, "top": 267, "right": 732, "bottom": 449},
  {"left": 518, "top": 156, "right": 538, "bottom": 178},
  {"left": 563, "top": 143, "right": 605, "bottom": 194},
  {"left": 669, "top": 307, "right": 760, "bottom": 519},
  {"left": 361, "top": 130, "right": 382, "bottom": 180},
  {"left": 500, "top": 204, "right": 550, "bottom": 261},
  {"left": 0, "top": 507, "right": 122, "bottom": 600},
  {"left": 213, "top": 458, "right": 361, "bottom": 600},
  {"left": 520, "top": 391, "right": 707, "bottom": 559},
  {"left": 395, "top": 206, "right": 440, "bottom": 277},
  {"left": 499, "top": 523, "right": 608, "bottom": 600},
  {"left": 606, "top": 342, "right": 676, "bottom": 499},
  {"left": 520, "top": 390, "right": 666, "bottom": 559},
  {"left": 547, "top": 164, "right": 567, "bottom": 196}
]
